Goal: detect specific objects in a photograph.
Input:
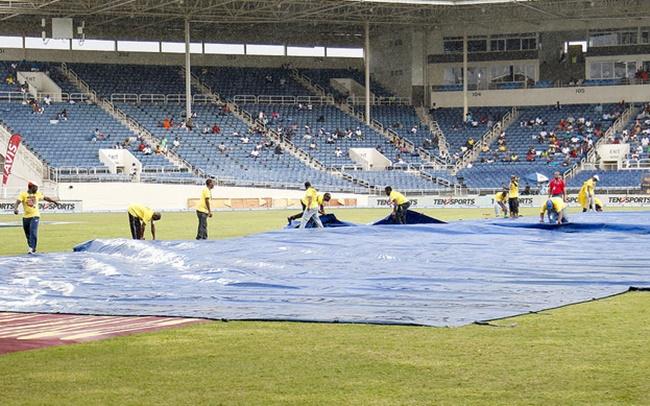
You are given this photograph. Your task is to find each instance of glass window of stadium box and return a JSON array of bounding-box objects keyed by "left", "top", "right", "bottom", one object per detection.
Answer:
[
  {"left": 589, "top": 28, "right": 640, "bottom": 47},
  {"left": 642, "top": 28, "right": 650, "bottom": 44}
]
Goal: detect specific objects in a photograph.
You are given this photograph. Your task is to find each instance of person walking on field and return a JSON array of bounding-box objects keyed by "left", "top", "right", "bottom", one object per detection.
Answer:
[
  {"left": 196, "top": 179, "right": 215, "bottom": 240},
  {"left": 299, "top": 182, "right": 323, "bottom": 229},
  {"left": 127, "top": 204, "right": 161, "bottom": 240},
  {"left": 548, "top": 171, "right": 566, "bottom": 201},
  {"left": 13, "top": 182, "right": 60, "bottom": 254}
]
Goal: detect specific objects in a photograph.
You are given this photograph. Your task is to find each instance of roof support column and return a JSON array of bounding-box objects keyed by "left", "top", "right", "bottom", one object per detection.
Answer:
[
  {"left": 184, "top": 18, "right": 192, "bottom": 124},
  {"left": 364, "top": 20, "right": 371, "bottom": 126},
  {"left": 462, "top": 32, "right": 468, "bottom": 122}
]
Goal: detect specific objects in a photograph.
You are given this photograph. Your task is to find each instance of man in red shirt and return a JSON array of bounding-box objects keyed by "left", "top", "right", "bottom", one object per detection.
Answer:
[{"left": 548, "top": 171, "right": 566, "bottom": 201}]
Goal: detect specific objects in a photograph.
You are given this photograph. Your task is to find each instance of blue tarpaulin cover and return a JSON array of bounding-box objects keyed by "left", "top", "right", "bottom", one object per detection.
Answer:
[
  {"left": 0, "top": 211, "right": 648, "bottom": 327},
  {"left": 286, "top": 213, "right": 356, "bottom": 229},
  {"left": 372, "top": 210, "right": 447, "bottom": 225}
]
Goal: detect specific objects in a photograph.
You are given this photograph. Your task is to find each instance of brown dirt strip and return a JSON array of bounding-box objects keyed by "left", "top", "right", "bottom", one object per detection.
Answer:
[{"left": 0, "top": 312, "right": 207, "bottom": 355}]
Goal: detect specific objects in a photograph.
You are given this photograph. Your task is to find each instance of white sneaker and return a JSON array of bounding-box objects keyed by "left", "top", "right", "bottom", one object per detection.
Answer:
[{"left": 27, "top": 248, "right": 35, "bottom": 255}]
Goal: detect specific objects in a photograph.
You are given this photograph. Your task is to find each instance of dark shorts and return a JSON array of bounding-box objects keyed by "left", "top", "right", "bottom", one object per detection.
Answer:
[
  {"left": 128, "top": 213, "right": 143, "bottom": 239},
  {"left": 508, "top": 197, "right": 519, "bottom": 213}
]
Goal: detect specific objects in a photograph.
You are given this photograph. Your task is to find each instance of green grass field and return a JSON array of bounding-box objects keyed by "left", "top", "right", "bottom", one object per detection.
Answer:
[{"left": 0, "top": 208, "right": 648, "bottom": 405}]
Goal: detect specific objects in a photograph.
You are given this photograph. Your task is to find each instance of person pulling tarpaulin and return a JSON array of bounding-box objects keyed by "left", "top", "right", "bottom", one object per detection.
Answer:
[
  {"left": 540, "top": 197, "right": 569, "bottom": 224},
  {"left": 288, "top": 189, "right": 331, "bottom": 225},
  {"left": 578, "top": 174, "right": 600, "bottom": 212},
  {"left": 385, "top": 186, "right": 410, "bottom": 224}
]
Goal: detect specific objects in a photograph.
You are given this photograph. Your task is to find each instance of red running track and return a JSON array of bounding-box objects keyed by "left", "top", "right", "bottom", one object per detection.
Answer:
[{"left": 0, "top": 312, "right": 206, "bottom": 355}]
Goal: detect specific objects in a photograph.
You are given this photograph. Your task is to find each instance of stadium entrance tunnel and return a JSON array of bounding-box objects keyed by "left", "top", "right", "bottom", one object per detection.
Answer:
[{"left": 1, "top": 212, "right": 649, "bottom": 327}]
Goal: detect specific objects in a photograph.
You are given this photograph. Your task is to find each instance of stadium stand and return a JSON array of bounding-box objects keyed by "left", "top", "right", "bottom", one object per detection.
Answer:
[
  {"left": 456, "top": 103, "right": 625, "bottom": 189},
  {"left": 193, "top": 67, "right": 309, "bottom": 99},
  {"left": 69, "top": 63, "right": 189, "bottom": 98},
  {"left": 616, "top": 103, "right": 650, "bottom": 161},
  {"left": 118, "top": 102, "right": 353, "bottom": 190},
  {"left": 371, "top": 105, "right": 438, "bottom": 153},
  {"left": 566, "top": 169, "right": 649, "bottom": 189},
  {"left": 0, "top": 100, "right": 182, "bottom": 181},
  {"left": 300, "top": 68, "right": 393, "bottom": 98},
  {"left": 241, "top": 103, "right": 423, "bottom": 168},
  {"left": 344, "top": 169, "right": 444, "bottom": 192},
  {"left": 430, "top": 107, "right": 510, "bottom": 157}
]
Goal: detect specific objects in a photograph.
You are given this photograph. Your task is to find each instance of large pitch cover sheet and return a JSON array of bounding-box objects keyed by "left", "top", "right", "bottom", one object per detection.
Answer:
[{"left": 0, "top": 212, "right": 648, "bottom": 327}]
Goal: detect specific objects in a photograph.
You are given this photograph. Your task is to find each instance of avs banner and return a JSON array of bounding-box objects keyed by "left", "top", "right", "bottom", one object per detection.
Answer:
[{"left": 2, "top": 134, "right": 21, "bottom": 186}]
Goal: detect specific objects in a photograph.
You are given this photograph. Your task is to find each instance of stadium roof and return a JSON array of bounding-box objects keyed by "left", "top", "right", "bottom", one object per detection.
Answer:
[{"left": 0, "top": 0, "right": 648, "bottom": 44}]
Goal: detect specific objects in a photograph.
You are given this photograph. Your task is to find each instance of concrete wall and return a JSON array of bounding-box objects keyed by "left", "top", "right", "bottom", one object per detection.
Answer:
[
  {"left": 538, "top": 31, "right": 586, "bottom": 83},
  {"left": 0, "top": 48, "right": 363, "bottom": 70},
  {"left": 369, "top": 28, "right": 413, "bottom": 98},
  {"left": 56, "top": 182, "right": 369, "bottom": 211},
  {"left": 430, "top": 83, "right": 650, "bottom": 108}
]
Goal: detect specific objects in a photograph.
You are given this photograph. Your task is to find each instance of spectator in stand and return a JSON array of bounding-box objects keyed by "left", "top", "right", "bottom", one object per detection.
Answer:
[
  {"left": 43, "top": 95, "right": 51, "bottom": 105},
  {"left": 240, "top": 135, "right": 250, "bottom": 144},
  {"left": 202, "top": 125, "right": 210, "bottom": 134},
  {"left": 335, "top": 147, "right": 342, "bottom": 157},
  {"left": 138, "top": 141, "right": 146, "bottom": 152},
  {"left": 274, "top": 144, "right": 283, "bottom": 155},
  {"left": 162, "top": 117, "right": 171, "bottom": 130},
  {"left": 526, "top": 148, "right": 536, "bottom": 162},
  {"left": 548, "top": 171, "right": 566, "bottom": 200},
  {"left": 250, "top": 149, "right": 260, "bottom": 159},
  {"left": 218, "top": 142, "right": 227, "bottom": 154}
]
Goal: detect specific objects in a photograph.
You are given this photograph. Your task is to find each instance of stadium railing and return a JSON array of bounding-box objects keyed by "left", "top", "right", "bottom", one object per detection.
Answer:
[
  {"left": 232, "top": 95, "right": 334, "bottom": 105},
  {"left": 0, "top": 91, "right": 29, "bottom": 102},
  {"left": 346, "top": 95, "right": 412, "bottom": 106},
  {"left": 453, "top": 106, "right": 518, "bottom": 172}
]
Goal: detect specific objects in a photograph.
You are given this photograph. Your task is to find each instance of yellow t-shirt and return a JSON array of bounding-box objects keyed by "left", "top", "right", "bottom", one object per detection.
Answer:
[
  {"left": 578, "top": 179, "right": 596, "bottom": 209},
  {"left": 18, "top": 191, "right": 44, "bottom": 218},
  {"left": 540, "top": 197, "right": 566, "bottom": 215},
  {"left": 304, "top": 187, "right": 319, "bottom": 210},
  {"left": 196, "top": 187, "right": 212, "bottom": 214},
  {"left": 302, "top": 193, "right": 326, "bottom": 207},
  {"left": 494, "top": 192, "right": 508, "bottom": 203},
  {"left": 389, "top": 190, "right": 408, "bottom": 205},
  {"left": 509, "top": 180, "right": 519, "bottom": 199},
  {"left": 128, "top": 204, "right": 154, "bottom": 224}
]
